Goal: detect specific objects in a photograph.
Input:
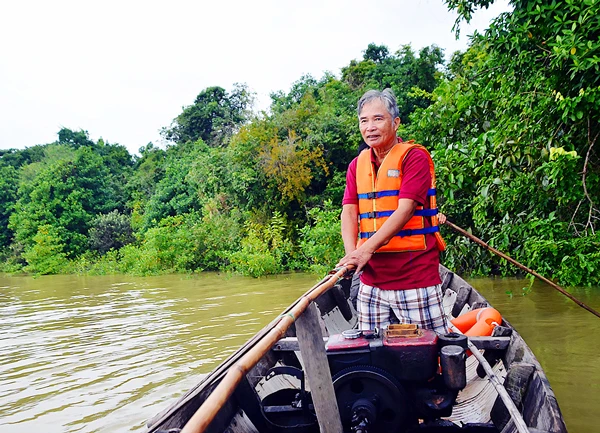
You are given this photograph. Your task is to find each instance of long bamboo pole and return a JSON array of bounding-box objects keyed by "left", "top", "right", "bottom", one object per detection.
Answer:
[
  {"left": 180, "top": 266, "right": 351, "bottom": 433},
  {"left": 446, "top": 220, "right": 600, "bottom": 319},
  {"left": 149, "top": 274, "right": 336, "bottom": 429}
]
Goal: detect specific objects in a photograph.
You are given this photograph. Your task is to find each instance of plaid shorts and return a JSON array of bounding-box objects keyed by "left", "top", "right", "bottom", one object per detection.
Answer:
[{"left": 357, "top": 282, "right": 448, "bottom": 334}]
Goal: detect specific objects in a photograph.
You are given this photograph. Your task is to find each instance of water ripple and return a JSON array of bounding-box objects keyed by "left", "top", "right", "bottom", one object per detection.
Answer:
[{"left": 0, "top": 273, "right": 314, "bottom": 433}]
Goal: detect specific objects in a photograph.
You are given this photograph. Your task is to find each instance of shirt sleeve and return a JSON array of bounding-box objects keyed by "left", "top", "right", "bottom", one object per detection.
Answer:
[
  {"left": 398, "top": 149, "right": 431, "bottom": 206},
  {"left": 342, "top": 157, "right": 359, "bottom": 205}
]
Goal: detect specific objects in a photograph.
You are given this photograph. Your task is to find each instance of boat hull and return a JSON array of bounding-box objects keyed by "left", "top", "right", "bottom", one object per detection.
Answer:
[{"left": 144, "top": 266, "right": 567, "bottom": 433}]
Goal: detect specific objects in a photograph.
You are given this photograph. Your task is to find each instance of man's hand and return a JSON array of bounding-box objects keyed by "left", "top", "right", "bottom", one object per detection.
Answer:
[{"left": 336, "top": 245, "right": 374, "bottom": 274}]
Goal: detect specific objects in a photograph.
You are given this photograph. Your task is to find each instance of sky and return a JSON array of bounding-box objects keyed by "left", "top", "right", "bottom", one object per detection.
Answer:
[{"left": 0, "top": 0, "right": 511, "bottom": 156}]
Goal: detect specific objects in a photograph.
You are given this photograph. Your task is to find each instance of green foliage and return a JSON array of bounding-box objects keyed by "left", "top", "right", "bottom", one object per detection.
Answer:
[
  {"left": 298, "top": 201, "right": 344, "bottom": 275},
  {"left": 162, "top": 84, "right": 254, "bottom": 147},
  {"left": 22, "top": 225, "right": 69, "bottom": 275},
  {"left": 57, "top": 127, "right": 95, "bottom": 148},
  {"left": 229, "top": 211, "right": 295, "bottom": 277},
  {"left": 4, "top": 24, "right": 597, "bottom": 288},
  {"left": 3, "top": 131, "right": 133, "bottom": 270},
  {"left": 10, "top": 146, "right": 113, "bottom": 256},
  {"left": 342, "top": 45, "right": 445, "bottom": 123},
  {"left": 75, "top": 203, "right": 243, "bottom": 276},
  {"left": 88, "top": 211, "right": 135, "bottom": 254},
  {"left": 0, "top": 145, "right": 46, "bottom": 168},
  {"left": 410, "top": 0, "right": 600, "bottom": 286},
  {"left": 141, "top": 140, "right": 206, "bottom": 228},
  {"left": 0, "top": 163, "right": 18, "bottom": 248},
  {"left": 117, "top": 208, "right": 241, "bottom": 275}
]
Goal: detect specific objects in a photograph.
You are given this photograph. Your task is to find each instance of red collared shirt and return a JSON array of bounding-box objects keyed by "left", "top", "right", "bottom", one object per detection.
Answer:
[{"left": 342, "top": 143, "right": 441, "bottom": 290}]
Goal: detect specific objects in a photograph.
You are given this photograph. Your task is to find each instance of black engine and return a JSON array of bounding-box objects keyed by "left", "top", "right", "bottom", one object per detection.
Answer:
[{"left": 257, "top": 326, "right": 469, "bottom": 433}]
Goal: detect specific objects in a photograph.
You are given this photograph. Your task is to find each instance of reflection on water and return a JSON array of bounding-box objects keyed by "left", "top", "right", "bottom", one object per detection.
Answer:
[{"left": 0, "top": 272, "right": 598, "bottom": 433}]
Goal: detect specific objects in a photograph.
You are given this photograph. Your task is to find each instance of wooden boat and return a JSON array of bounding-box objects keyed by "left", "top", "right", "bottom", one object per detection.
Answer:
[{"left": 144, "top": 266, "right": 567, "bottom": 433}]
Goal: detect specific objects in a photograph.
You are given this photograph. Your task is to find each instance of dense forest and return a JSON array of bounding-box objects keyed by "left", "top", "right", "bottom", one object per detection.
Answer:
[{"left": 1, "top": 0, "right": 598, "bottom": 286}]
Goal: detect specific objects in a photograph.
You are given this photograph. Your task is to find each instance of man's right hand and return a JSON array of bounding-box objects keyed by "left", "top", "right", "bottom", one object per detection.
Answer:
[{"left": 336, "top": 245, "right": 374, "bottom": 274}]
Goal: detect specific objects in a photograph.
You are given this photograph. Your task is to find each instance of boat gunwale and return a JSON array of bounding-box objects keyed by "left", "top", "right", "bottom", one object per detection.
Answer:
[{"left": 145, "top": 266, "right": 567, "bottom": 433}]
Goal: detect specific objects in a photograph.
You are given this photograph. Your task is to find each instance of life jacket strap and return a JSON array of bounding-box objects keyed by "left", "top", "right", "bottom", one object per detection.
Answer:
[
  {"left": 414, "top": 208, "right": 438, "bottom": 217},
  {"left": 359, "top": 210, "right": 394, "bottom": 219},
  {"left": 359, "top": 225, "right": 440, "bottom": 239},
  {"left": 360, "top": 208, "right": 438, "bottom": 219},
  {"left": 396, "top": 226, "right": 440, "bottom": 237},
  {"left": 357, "top": 190, "right": 399, "bottom": 200}
]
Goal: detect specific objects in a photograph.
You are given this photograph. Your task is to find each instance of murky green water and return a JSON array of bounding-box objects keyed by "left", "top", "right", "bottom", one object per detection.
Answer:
[{"left": 0, "top": 272, "right": 598, "bottom": 433}]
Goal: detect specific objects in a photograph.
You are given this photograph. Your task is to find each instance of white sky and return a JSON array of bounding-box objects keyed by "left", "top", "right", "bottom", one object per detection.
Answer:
[{"left": 0, "top": 0, "right": 511, "bottom": 156}]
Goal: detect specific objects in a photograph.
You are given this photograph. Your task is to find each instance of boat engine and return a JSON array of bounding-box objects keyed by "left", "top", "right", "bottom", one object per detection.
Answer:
[{"left": 258, "top": 326, "right": 468, "bottom": 433}]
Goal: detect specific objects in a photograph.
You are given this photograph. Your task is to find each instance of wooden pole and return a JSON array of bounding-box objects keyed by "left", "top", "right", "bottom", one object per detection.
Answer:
[
  {"left": 180, "top": 266, "right": 350, "bottom": 433},
  {"left": 449, "top": 324, "right": 530, "bottom": 433},
  {"left": 295, "top": 303, "right": 344, "bottom": 433},
  {"left": 445, "top": 220, "right": 600, "bottom": 319}
]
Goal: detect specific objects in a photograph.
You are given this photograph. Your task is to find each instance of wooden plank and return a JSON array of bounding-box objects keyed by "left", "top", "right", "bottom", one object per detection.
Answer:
[
  {"left": 467, "top": 342, "right": 531, "bottom": 433},
  {"left": 273, "top": 336, "right": 509, "bottom": 352},
  {"left": 227, "top": 410, "right": 259, "bottom": 433},
  {"left": 521, "top": 371, "right": 567, "bottom": 432},
  {"left": 295, "top": 303, "right": 343, "bottom": 433},
  {"left": 273, "top": 336, "right": 329, "bottom": 351},
  {"left": 492, "top": 362, "right": 535, "bottom": 432},
  {"left": 469, "top": 336, "right": 511, "bottom": 350},
  {"left": 448, "top": 355, "right": 505, "bottom": 424}
]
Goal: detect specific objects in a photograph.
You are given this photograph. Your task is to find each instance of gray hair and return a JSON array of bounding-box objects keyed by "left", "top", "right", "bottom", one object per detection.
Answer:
[{"left": 357, "top": 89, "right": 399, "bottom": 122}]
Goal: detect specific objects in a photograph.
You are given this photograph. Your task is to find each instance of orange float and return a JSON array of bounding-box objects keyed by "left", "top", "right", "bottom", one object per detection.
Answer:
[{"left": 451, "top": 307, "right": 502, "bottom": 337}]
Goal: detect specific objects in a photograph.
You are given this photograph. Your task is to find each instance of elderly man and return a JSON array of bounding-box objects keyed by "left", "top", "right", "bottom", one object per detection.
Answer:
[{"left": 337, "top": 89, "right": 448, "bottom": 333}]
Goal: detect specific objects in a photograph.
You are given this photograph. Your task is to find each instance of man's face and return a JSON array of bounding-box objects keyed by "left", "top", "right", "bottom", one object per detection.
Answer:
[{"left": 359, "top": 99, "right": 400, "bottom": 149}]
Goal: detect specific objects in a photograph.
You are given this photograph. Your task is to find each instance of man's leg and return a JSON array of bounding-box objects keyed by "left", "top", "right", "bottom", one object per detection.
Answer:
[
  {"left": 389, "top": 284, "right": 449, "bottom": 334},
  {"left": 356, "top": 282, "right": 393, "bottom": 330}
]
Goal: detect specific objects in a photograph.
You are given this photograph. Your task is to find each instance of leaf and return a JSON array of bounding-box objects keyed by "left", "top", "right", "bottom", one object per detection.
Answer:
[
  {"left": 570, "top": 47, "right": 576, "bottom": 55},
  {"left": 481, "top": 185, "right": 489, "bottom": 198}
]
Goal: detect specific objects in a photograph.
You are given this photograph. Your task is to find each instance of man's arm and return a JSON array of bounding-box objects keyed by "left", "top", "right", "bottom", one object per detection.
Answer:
[
  {"left": 341, "top": 204, "right": 359, "bottom": 255},
  {"left": 337, "top": 198, "right": 417, "bottom": 273}
]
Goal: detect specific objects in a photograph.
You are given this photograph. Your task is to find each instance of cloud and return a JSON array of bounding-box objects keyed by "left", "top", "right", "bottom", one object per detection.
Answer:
[{"left": 0, "top": 0, "right": 510, "bottom": 155}]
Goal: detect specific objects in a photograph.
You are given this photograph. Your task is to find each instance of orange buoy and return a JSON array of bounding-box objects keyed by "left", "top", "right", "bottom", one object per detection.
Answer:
[{"left": 451, "top": 307, "right": 502, "bottom": 337}]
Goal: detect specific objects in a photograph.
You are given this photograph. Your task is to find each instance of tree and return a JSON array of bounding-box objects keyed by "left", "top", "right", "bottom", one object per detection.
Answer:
[
  {"left": 88, "top": 210, "right": 135, "bottom": 254},
  {"left": 341, "top": 44, "right": 445, "bottom": 123},
  {"left": 57, "top": 128, "right": 94, "bottom": 148},
  {"left": 0, "top": 163, "right": 18, "bottom": 249},
  {"left": 406, "top": 0, "right": 600, "bottom": 284},
  {"left": 141, "top": 140, "right": 206, "bottom": 228},
  {"left": 259, "top": 131, "right": 328, "bottom": 205},
  {"left": 363, "top": 43, "right": 389, "bottom": 63},
  {"left": 162, "top": 83, "right": 254, "bottom": 147},
  {"left": 9, "top": 146, "right": 114, "bottom": 258}
]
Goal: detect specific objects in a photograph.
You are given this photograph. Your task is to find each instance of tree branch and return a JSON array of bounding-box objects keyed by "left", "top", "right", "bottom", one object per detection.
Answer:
[{"left": 581, "top": 118, "right": 600, "bottom": 234}]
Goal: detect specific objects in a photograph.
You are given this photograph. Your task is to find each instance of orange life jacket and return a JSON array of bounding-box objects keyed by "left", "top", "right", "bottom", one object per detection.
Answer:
[{"left": 356, "top": 140, "right": 446, "bottom": 253}]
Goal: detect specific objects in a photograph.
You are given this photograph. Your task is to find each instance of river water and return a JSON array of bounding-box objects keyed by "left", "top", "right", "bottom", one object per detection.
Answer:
[{"left": 0, "top": 272, "right": 598, "bottom": 433}]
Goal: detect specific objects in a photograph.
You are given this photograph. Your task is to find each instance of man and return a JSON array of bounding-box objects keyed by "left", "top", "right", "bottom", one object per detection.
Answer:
[{"left": 337, "top": 89, "right": 448, "bottom": 333}]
